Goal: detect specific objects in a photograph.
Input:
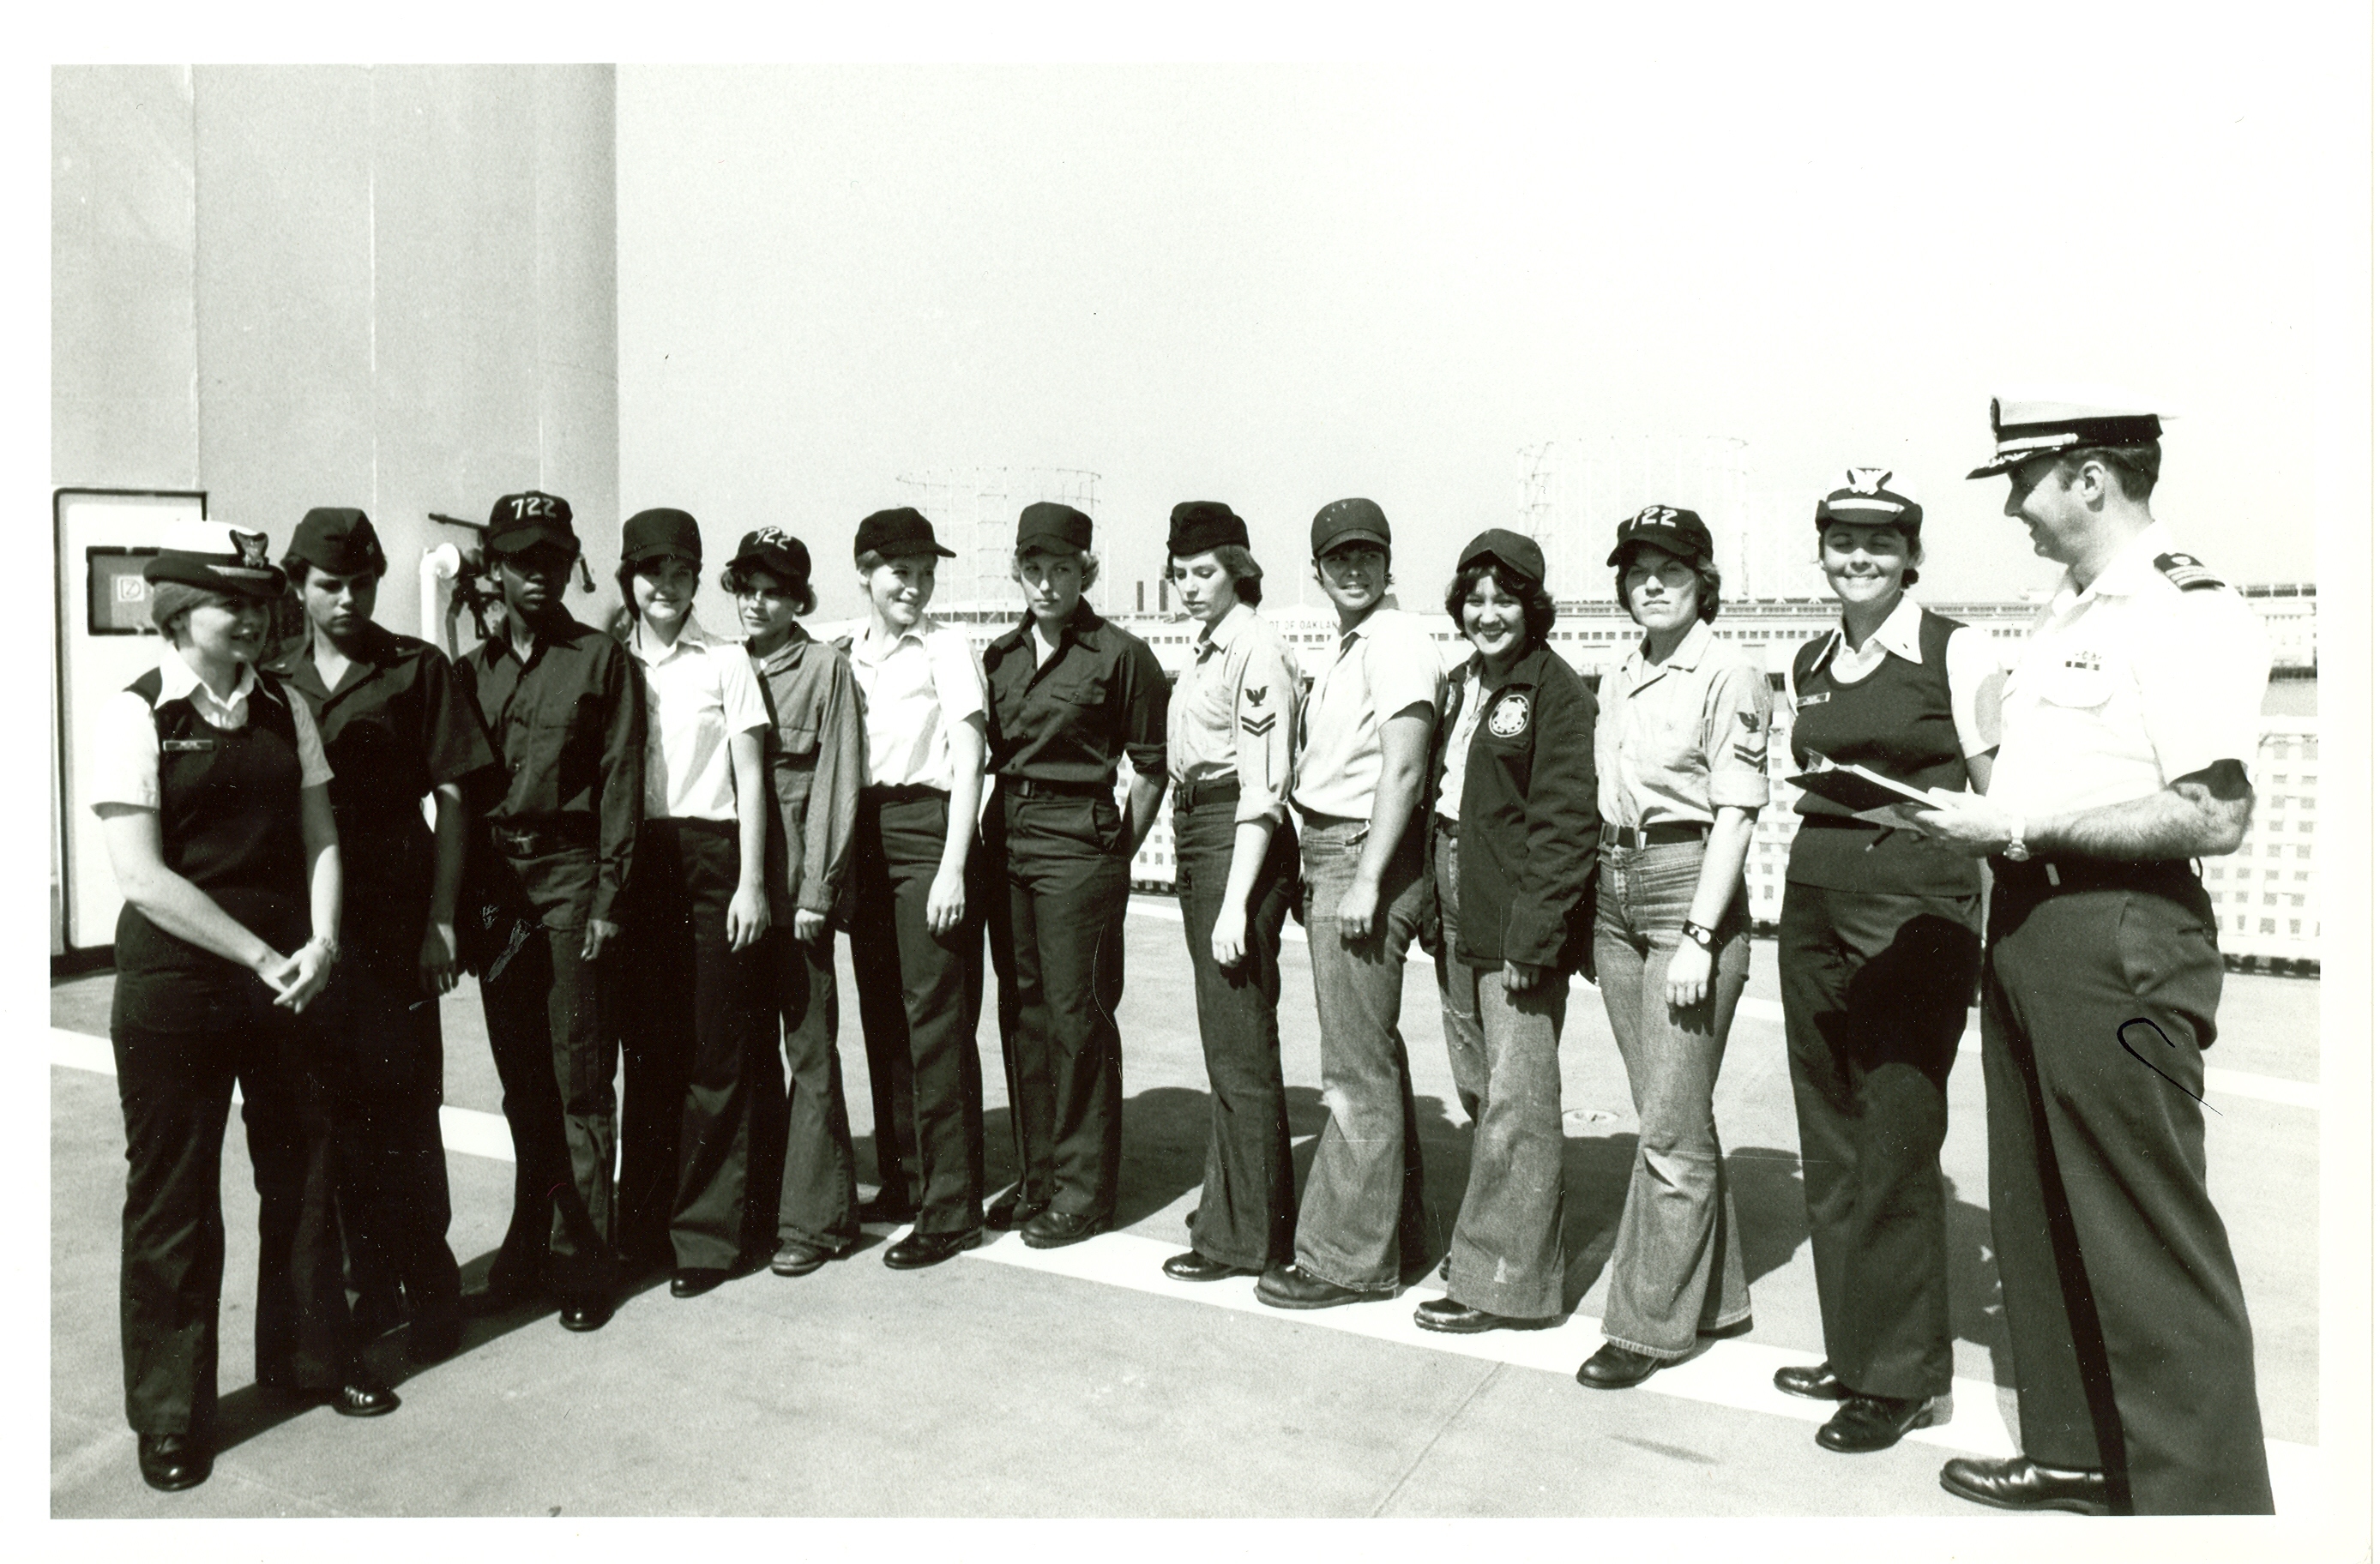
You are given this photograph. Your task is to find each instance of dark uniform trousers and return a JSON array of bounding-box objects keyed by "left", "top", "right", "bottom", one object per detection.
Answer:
[
  {"left": 1982, "top": 858, "right": 2274, "bottom": 1515},
  {"left": 618, "top": 818, "right": 769, "bottom": 1271},
  {"left": 313, "top": 919, "right": 462, "bottom": 1332},
  {"left": 1777, "top": 882, "right": 1977, "bottom": 1400},
  {"left": 745, "top": 919, "right": 859, "bottom": 1253},
  {"left": 475, "top": 835, "right": 618, "bottom": 1296},
  {"left": 114, "top": 994, "right": 350, "bottom": 1435},
  {"left": 988, "top": 787, "right": 1130, "bottom": 1221},
  {"left": 851, "top": 786, "right": 987, "bottom": 1234},
  {"left": 1172, "top": 795, "right": 1298, "bottom": 1272}
]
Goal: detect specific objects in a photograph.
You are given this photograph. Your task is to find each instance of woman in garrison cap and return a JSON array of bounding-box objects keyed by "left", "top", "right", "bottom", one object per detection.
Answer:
[
  {"left": 1576, "top": 506, "right": 1770, "bottom": 1392},
  {"left": 89, "top": 522, "right": 399, "bottom": 1495},
  {"left": 1416, "top": 529, "right": 1600, "bottom": 1335},
  {"left": 1770, "top": 472, "right": 1999, "bottom": 1453},
  {"left": 1155, "top": 502, "right": 1303, "bottom": 1284}
]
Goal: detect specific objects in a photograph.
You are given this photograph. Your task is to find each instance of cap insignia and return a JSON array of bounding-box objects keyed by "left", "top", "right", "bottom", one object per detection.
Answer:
[
  {"left": 232, "top": 530, "right": 270, "bottom": 569},
  {"left": 1844, "top": 469, "right": 1891, "bottom": 495}
]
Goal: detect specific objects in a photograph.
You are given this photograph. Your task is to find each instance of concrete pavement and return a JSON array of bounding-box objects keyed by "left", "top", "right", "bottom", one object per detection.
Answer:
[{"left": 49, "top": 896, "right": 2327, "bottom": 1521}]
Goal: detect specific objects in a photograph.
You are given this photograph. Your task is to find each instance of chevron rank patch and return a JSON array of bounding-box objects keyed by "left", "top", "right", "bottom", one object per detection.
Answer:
[
  {"left": 2154, "top": 551, "right": 2226, "bottom": 592},
  {"left": 1240, "top": 712, "right": 1278, "bottom": 737}
]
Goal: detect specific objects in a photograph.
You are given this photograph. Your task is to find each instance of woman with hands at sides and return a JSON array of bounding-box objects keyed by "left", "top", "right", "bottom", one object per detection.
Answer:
[
  {"left": 1576, "top": 505, "right": 1772, "bottom": 1392},
  {"left": 1418, "top": 530, "right": 1600, "bottom": 1335},
  {"left": 1155, "top": 502, "right": 1303, "bottom": 1284},
  {"left": 93, "top": 523, "right": 399, "bottom": 1495},
  {"left": 609, "top": 508, "right": 776, "bottom": 1302}
]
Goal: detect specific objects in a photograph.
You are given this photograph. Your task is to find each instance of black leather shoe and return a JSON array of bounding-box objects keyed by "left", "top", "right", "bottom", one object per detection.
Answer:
[
  {"left": 1255, "top": 1264, "right": 1391, "bottom": 1311},
  {"left": 137, "top": 1432, "right": 211, "bottom": 1492},
  {"left": 883, "top": 1229, "right": 983, "bottom": 1270},
  {"left": 1021, "top": 1207, "right": 1109, "bottom": 1249},
  {"left": 1575, "top": 1342, "right": 1665, "bottom": 1389},
  {"left": 1939, "top": 1455, "right": 2111, "bottom": 1514},
  {"left": 769, "top": 1238, "right": 853, "bottom": 1277},
  {"left": 406, "top": 1319, "right": 462, "bottom": 1366},
  {"left": 670, "top": 1267, "right": 730, "bottom": 1299},
  {"left": 1162, "top": 1250, "right": 1258, "bottom": 1282},
  {"left": 1774, "top": 1362, "right": 1850, "bottom": 1400},
  {"left": 557, "top": 1295, "right": 613, "bottom": 1332},
  {"left": 855, "top": 1191, "right": 918, "bottom": 1225},
  {"left": 1817, "top": 1393, "right": 1950, "bottom": 1453},
  {"left": 985, "top": 1189, "right": 1050, "bottom": 1231},
  {"left": 1414, "top": 1297, "right": 1558, "bottom": 1334},
  {"left": 330, "top": 1382, "right": 401, "bottom": 1418}
]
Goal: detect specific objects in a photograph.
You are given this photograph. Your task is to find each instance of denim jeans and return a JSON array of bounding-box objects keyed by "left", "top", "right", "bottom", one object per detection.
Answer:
[
  {"left": 1293, "top": 815, "right": 1431, "bottom": 1291},
  {"left": 1176, "top": 798, "right": 1299, "bottom": 1270},
  {"left": 1593, "top": 839, "right": 1752, "bottom": 1357},
  {"left": 1433, "top": 830, "right": 1569, "bottom": 1319}
]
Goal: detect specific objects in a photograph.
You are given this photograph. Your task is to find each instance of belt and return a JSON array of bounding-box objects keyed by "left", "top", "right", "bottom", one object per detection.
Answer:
[
  {"left": 1173, "top": 775, "right": 1241, "bottom": 811},
  {"left": 488, "top": 817, "right": 596, "bottom": 856},
  {"left": 1003, "top": 776, "right": 1112, "bottom": 800},
  {"left": 1600, "top": 821, "right": 1709, "bottom": 849},
  {"left": 861, "top": 783, "right": 947, "bottom": 806},
  {"left": 1993, "top": 855, "right": 2202, "bottom": 899}
]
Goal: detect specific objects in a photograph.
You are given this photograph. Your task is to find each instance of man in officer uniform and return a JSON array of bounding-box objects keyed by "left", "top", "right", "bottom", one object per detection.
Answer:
[
  {"left": 1904, "top": 397, "right": 2274, "bottom": 1515},
  {"left": 271, "top": 508, "right": 494, "bottom": 1365},
  {"left": 452, "top": 490, "right": 644, "bottom": 1332}
]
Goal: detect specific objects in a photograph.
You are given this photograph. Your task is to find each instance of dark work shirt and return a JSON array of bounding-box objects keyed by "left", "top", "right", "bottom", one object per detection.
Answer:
[
  {"left": 983, "top": 600, "right": 1168, "bottom": 786},
  {"left": 268, "top": 623, "right": 497, "bottom": 931},
  {"left": 454, "top": 612, "right": 645, "bottom": 925}
]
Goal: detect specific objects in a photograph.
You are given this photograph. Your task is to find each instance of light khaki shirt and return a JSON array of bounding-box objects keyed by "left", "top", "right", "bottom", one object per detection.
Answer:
[
  {"left": 1166, "top": 601, "right": 1302, "bottom": 827},
  {"left": 1595, "top": 617, "right": 1773, "bottom": 828}
]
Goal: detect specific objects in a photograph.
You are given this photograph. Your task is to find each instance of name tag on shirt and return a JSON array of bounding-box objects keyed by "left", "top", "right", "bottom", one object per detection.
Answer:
[
  {"left": 1795, "top": 692, "right": 1830, "bottom": 709},
  {"left": 161, "top": 737, "right": 218, "bottom": 752}
]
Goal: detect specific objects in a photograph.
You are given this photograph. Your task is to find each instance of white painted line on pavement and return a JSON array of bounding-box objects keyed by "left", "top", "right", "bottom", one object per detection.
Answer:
[{"left": 48, "top": 1025, "right": 2319, "bottom": 1514}]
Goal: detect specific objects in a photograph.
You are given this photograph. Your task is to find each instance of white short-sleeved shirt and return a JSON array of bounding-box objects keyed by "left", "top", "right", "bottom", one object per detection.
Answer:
[
  {"left": 848, "top": 616, "right": 988, "bottom": 792},
  {"left": 92, "top": 650, "right": 334, "bottom": 812},
  {"left": 1435, "top": 666, "right": 1490, "bottom": 825},
  {"left": 627, "top": 619, "right": 772, "bottom": 821},
  {"left": 1990, "top": 521, "right": 2270, "bottom": 820},
  {"left": 1292, "top": 605, "right": 1445, "bottom": 820},
  {"left": 1596, "top": 617, "right": 1773, "bottom": 827},
  {"left": 1784, "top": 593, "right": 2005, "bottom": 758}
]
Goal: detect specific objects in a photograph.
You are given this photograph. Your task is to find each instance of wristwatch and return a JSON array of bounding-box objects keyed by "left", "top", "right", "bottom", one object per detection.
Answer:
[
  {"left": 2003, "top": 815, "right": 2031, "bottom": 863},
  {"left": 1679, "top": 919, "right": 1717, "bottom": 952}
]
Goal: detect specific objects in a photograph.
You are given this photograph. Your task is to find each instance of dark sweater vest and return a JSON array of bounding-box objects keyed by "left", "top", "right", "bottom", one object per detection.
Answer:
[
  {"left": 113, "top": 667, "right": 310, "bottom": 1025},
  {"left": 1785, "top": 610, "right": 1981, "bottom": 897}
]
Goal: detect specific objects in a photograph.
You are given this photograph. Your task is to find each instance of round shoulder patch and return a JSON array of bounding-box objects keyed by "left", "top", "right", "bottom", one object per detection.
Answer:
[{"left": 1487, "top": 690, "right": 1531, "bottom": 738}]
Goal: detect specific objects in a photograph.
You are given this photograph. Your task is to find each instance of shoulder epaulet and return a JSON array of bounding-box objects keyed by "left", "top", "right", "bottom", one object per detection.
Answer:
[{"left": 2154, "top": 551, "right": 2229, "bottom": 593}]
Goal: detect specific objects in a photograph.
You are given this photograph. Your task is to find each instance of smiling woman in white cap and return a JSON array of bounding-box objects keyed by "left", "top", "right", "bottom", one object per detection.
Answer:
[
  {"left": 89, "top": 520, "right": 398, "bottom": 1494},
  {"left": 1768, "top": 472, "right": 2001, "bottom": 1455}
]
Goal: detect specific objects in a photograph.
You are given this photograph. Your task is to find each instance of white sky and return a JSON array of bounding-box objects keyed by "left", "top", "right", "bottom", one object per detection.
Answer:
[{"left": 614, "top": 13, "right": 2357, "bottom": 622}]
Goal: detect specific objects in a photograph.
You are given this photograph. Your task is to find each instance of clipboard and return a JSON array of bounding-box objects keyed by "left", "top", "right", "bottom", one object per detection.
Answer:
[{"left": 1785, "top": 762, "right": 1940, "bottom": 815}]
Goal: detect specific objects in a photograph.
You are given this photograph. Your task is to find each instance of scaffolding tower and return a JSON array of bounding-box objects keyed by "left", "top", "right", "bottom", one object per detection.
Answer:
[{"left": 895, "top": 466, "right": 1104, "bottom": 617}]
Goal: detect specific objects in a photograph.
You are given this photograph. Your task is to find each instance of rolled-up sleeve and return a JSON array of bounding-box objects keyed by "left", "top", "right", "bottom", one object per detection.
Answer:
[
  {"left": 1232, "top": 635, "right": 1301, "bottom": 826},
  {"left": 1702, "top": 661, "right": 1773, "bottom": 812},
  {"left": 1120, "top": 637, "right": 1170, "bottom": 778}
]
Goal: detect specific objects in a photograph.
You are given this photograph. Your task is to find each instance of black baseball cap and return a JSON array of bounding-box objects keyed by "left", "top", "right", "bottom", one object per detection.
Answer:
[
  {"left": 486, "top": 490, "right": 578, "bottom": 556},
  {"left": 854, "top": 507, "right": 956, "bottom": 561},
  {"left": 1017, "top": 501, "right": 1094, "bottom": 553},
  {"left": 729, "top": 526, "right": 813, "bottom": 586},
  {"left": 1606, "top": 504, "right": 1714, "bottom": 567},
  {"left": 1311, "top": 497, "right": 1390, "bottom": 558},
  {"left": 143, "top": 520, "right": 287, "bottom": 599},
  {"left": 1167, "top": 501, "right": 1249, "bottom": 558},
  {"left": 1458, "top": 527, "right": 1546, "bottom": 585},
  {"left": 283, "top": 507, "right": 387, "bottom": 577},
  {"left": 1813, "top": 469, "right": 1923, "bottom": 534},
  {"left": 623, "top": 508, "right": 702, "bottom": 567}
]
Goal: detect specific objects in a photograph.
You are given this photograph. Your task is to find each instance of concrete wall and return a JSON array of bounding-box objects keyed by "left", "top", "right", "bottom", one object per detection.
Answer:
[{"left": 52, "top": 64, "right": 623, "bottom": 637}]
